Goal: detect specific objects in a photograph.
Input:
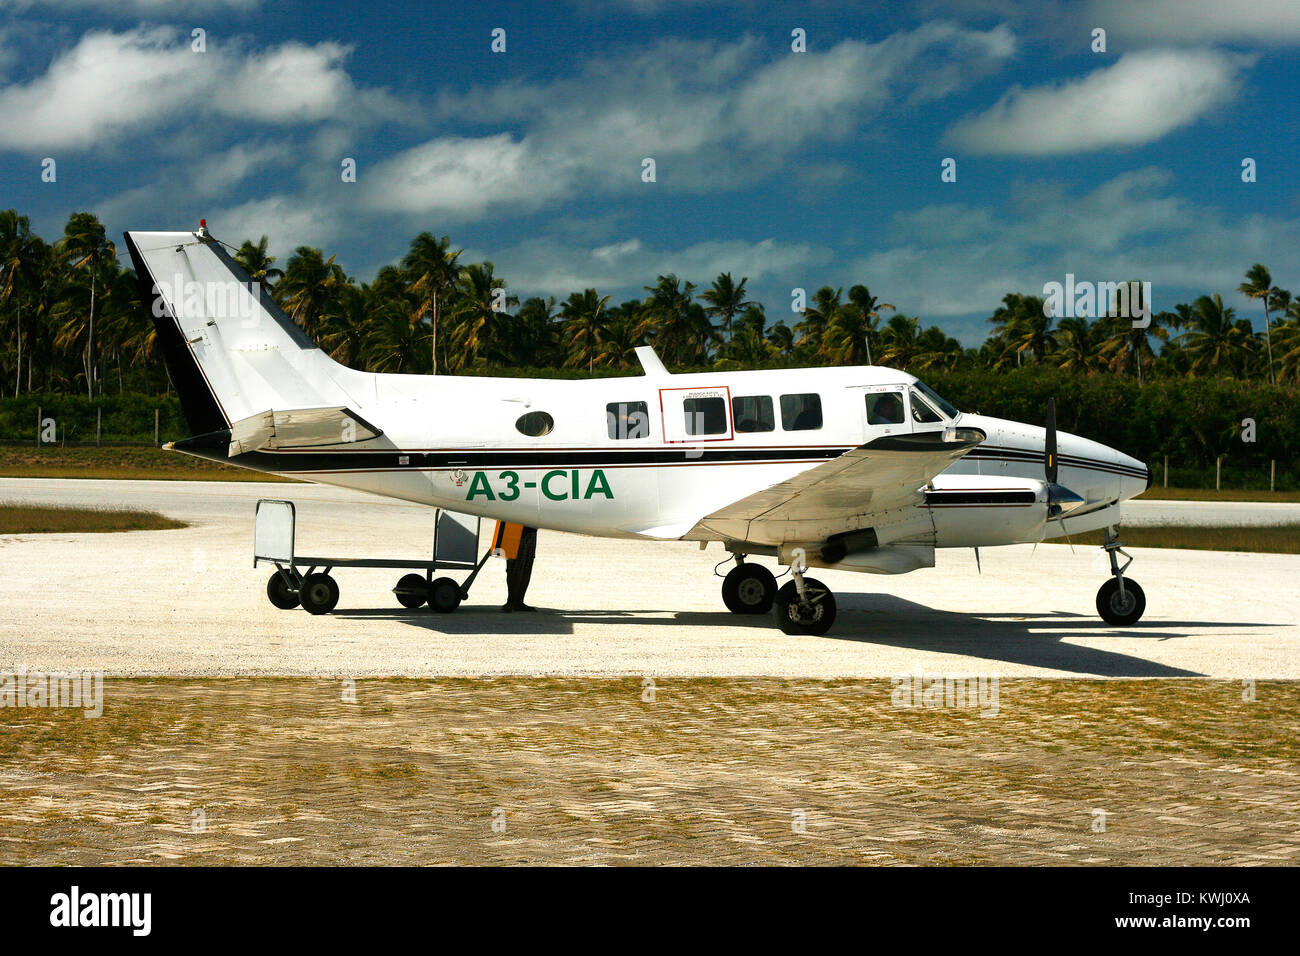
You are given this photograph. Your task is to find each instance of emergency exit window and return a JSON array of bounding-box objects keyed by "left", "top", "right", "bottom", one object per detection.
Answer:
[
  {"left": 607, "top": 401, "right": 649, "bottom": 439},
  {"left": 683, "top": 396, "right": 727, "bottom": 435}
]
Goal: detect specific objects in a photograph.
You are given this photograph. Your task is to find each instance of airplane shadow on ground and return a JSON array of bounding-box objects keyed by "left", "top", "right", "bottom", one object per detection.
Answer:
[{"left": 332, "top": 591, "right": 1281, "bottom": 678}]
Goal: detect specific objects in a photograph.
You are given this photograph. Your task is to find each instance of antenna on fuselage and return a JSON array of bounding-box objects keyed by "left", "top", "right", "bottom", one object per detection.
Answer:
[{"left": 635, "top": 346, "right": 669, "bottom": 377}]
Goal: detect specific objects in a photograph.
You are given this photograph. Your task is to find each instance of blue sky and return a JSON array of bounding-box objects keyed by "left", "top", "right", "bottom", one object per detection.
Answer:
[{"left": 1, "top": 0, "right": 1297, "bottom": 344}]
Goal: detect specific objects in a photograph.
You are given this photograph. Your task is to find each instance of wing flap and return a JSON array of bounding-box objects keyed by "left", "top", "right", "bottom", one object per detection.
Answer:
[{"left": 228, "top": 406, "right": 383, "bottom": 455}]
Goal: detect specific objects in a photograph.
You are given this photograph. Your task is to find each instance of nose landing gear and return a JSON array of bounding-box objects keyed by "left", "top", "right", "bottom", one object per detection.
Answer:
[{"left": 1096, "top": 525, "right": 1145, "bottom": 625}]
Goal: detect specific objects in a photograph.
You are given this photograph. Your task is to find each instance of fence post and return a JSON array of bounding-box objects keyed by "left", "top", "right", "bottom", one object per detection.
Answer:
[
  {"left": 1163, "top": 455, "right": 1168, "bottom": 488},
  {"left": 36, "top": 405, "right": 41, "bottom": 447},
  {"left": 155, "top": 408, "right": 160, "bottom": 446},
  {"left": 1215, "top": 456, "right": 1221, "bottom": 492},
  {"left": 1270, "top": 459, "right": 1275, "bottom": 493},
  {"left": 96, "top": 406, "right": 101, "bottom": 447}
]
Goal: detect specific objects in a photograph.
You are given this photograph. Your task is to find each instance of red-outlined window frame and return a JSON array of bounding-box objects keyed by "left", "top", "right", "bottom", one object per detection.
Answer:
[{"left": 658, "top": 385, "right": 734, "bottom": 443}]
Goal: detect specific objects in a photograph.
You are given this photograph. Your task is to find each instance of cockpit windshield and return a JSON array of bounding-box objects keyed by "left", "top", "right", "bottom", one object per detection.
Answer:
[{"left": 912, "top": 380, "right": 960, "bottom": 419}]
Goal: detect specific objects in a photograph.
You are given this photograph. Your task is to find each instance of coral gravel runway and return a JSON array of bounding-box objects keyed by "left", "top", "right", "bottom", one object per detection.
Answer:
[{"left": 1, "top": 478, "right": 1296, "bottom": 678}]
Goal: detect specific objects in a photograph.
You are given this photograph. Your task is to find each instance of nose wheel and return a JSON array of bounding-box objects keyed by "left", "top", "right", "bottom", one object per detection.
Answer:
[{"left": 1096, "top": 526, "right": 1145, "bottom": 625}]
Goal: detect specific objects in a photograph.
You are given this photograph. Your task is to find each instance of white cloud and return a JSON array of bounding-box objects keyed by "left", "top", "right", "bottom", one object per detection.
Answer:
[
  {"left": 205, "top": 194, "right": 348, "bottom": 260},
  {"left": 1089, "top": 0, "right": 1300, "bottom": 44},
  {"left": 947, "top": 49, "right": 1252, "bottom": 155},
  {"left": 844, "top": 168, "right": 1300, "bottom": 340},
  {"left": 368, "top": 24, "right": 1016, "bottom": 222},
  {"left": 0, "top": 0, "right": 261, "bottom": 14},
  {"left": 0, "top": 27, "right": 413, "bottom": 152},
  {"left": 462, "top": 235, "right": 832, "bottom": 302}
]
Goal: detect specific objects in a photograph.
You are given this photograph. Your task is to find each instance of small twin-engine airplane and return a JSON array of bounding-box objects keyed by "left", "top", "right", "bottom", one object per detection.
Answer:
[{"left": 126, "top": 226, "right": 1151, "bottom": 635}]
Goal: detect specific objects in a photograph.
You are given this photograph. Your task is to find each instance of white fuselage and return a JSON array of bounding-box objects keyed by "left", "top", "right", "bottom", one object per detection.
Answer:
[{"left": 240, "top": 363, "right": 1149, "bottom": 563}]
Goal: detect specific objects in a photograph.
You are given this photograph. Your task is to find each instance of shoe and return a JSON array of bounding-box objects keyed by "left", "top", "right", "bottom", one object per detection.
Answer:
[
  {"left": 502, "top": 602, "right": 536, "bottom": 613},
  {"left": 501, "top": 604, "right": 514, "bottom": 613}
]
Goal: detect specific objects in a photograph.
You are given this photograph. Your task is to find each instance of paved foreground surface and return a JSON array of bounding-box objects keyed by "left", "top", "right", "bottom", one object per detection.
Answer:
[
  {"left": 1, "top": 478, "right": 1297, "bottom": 678},
  {"left": 1, "top": 678, "right": 1294, "bottom": 866}
]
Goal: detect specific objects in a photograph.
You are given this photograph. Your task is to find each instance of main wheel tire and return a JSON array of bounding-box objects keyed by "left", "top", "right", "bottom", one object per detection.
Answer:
[
  {"left": 394, "top": 573, "right": 428, "bottom": 609},
  {"left": 1096, "top": 577, "right": 1145, "bottom": 625},
  {"left": 772, "top": 578, "right": 837, "bottom": 635},
  {"left": 722, "top": 563, "right": 778, "bottom": 614},
  {"left": 266, "top": 572, "right": 299, "bottom": 610},
  {"left": 428, "top": 576, "right": 463, "bottom": 613},
  {"left": 299, "top": 572, "right": 340, "bottom": 615}
]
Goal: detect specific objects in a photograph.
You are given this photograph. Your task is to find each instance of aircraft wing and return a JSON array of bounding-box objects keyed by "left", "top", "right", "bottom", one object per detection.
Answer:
[
  {"left": 226, "top": 406, "right": 383, "bottom": 455},
  {"left": 690, "top": 426, "right": 986, "bottom": 545}
]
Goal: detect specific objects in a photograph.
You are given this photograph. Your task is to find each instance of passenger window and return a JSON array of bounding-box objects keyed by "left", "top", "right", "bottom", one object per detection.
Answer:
[
  {"left": 606, "top": 401, "right": 649, "bottom": 440},
  {"left": 515, "top": 411, "right": 554, "bottom": 437},
  {"left": 780, "top": 393, "right": 822, "bottom": 431},
  {"left": 910, "top": 391, "right": 943, "bottom": 424},
  {"left": 683, "top": 396, "right": 727, "bottom": 436},
  {"left": 732, "top": 395, "right": 774, "bottom": 433},
  {"left": 865, "top": 391, "right": 905, "bottom": 426}
]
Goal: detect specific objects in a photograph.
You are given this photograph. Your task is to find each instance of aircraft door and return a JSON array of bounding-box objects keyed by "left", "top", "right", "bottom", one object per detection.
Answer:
[{"left": 860, "top": 385, "right": 910, "bottom": 442}]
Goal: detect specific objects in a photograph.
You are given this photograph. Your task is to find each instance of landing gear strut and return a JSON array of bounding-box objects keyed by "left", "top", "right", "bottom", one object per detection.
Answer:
[
  {"left": 721, "top": 556, "right": 777, "bottom": 614},
  {"left": 772, "top": 565, "right": 837, "bottom": 636},
  {"left": 1096, "top": 525, "right": 1145, "bottom": 625}
]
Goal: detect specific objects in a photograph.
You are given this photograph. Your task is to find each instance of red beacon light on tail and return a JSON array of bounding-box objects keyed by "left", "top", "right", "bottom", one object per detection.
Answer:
[{"left": 197, "top": 218, "right": 210, "bottom": 239}]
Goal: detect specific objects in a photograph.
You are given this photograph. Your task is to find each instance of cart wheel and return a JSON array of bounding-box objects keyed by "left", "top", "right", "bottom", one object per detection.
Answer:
[
  {"left": 266, "top": 571, "right": 299, "bottom": 610},
  {"left": 299, "top": 572, "right": 340, "bottom": 615},
  {"left": 394, "top": 573, "right": 428, "bottom": 609},
  {"left": 428, "top": 576, "right": 462, "bottom": 613}
]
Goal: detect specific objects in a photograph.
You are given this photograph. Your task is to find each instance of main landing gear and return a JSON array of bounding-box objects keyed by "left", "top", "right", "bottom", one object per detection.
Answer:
[
  {"left": 1096, "top": 525, "right": 1145, "bottom": 625},
  {"left": 722, "top": 554, "right": 837, "bottom": 635},
  {"left": 721, "top": 556, "right": 777, "bottom": 615},
  {"left": 773, "top": 566, "right": 837, "bottom": 636}
]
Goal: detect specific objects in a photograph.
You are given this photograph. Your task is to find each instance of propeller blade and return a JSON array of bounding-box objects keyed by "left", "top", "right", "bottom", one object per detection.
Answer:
[{"left": 1045, "top": 397, "right": 1058, "bottom": 485}]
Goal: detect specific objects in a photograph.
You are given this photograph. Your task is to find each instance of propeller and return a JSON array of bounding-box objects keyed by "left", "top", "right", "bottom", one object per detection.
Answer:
[
  {"left": 1045, "top": 397, "right": 1057, "bottom": 485},
  {"left": 1044, "top": 397, "right": 1083, "bottom": 518}
]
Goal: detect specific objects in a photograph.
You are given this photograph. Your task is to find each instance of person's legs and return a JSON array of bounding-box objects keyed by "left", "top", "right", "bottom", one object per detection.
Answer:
[{"left": 503, "top": 526, "right": 538, "bottom": 611}]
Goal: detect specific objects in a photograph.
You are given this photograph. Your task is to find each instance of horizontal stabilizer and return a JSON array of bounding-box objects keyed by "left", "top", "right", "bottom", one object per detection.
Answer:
[{"left": 227, "top": 406, "right": 383, "bottom": 456}]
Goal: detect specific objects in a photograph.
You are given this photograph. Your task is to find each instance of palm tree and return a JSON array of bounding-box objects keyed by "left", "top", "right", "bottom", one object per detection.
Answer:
[
  {"left": 1238, "top": 264, "right": 1278, "bottom": 384},
  {"left": 1178, "top": 294, "right": 1253, "bottom": 374},
  {"left": 593, "top": 311, "right": 643, "bottom": 369},
  {"left": 1051, "top": 316, "right": 1102, "bottom": 373},
  {"left": 986, "top": 293, "right": 1050, "bottom": 368},
  {"left": 275, "top": 246, "right": 349, "bottom": 340},
  {"left": 794, "top": 285, "right": 841, "bottom": 359},
  {"left": 561, "top": 288, "right": 611, "bottom": 374},
  {"left": 875, "top": 314, "right": 922, "bottom": 368},
  {"left": 402, "top": 233, "right": 462, "bottom": 375},
  {"left": 636, "top": 275, "right": 707, "bottom": 367},
  {"left": 0, "top": 210, "right": 43, "bottom": 395},
  {"left": 1273, "top": 300, "right": 1300, "bottom": 383},
  {"left": 58, "top": 212, "right": 116, "bottom": 397},
  {"left": 234, "top": 236, "right": 284, "bottom": 288},
  {"left": 844, "top": 285, "right": 893, "bottom": 365},
  {"left": 447, "top": 262, "right": 516, "bottom": 370},
  {"left": 700, "top": 273, "right": 752, "bottom": 343},
  {"left": 512, "top": 296, "right": 561, "bottom": 368}
]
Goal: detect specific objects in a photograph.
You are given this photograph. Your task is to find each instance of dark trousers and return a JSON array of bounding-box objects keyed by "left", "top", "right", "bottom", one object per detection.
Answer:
[{"left": 505, "top": 526, "right": 537, "bottom": 605}]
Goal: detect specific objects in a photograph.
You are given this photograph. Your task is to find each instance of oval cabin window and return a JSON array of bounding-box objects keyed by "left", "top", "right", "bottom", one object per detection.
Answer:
[{"left": 515, "top": 411, "right": 554, "bottom": 437}]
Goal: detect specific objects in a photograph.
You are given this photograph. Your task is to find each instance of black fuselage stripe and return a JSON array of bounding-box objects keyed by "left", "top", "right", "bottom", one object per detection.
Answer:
[
  {"left": 231, "top": 443, "right": 1144, "bottom": 481},
  {"left": 234, "top": 446, "right": 853, "bottom": 471}
]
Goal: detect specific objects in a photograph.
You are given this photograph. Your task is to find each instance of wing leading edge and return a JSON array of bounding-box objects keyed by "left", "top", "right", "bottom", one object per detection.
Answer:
[{"left": 689, "top": 427, "right": 986, "bottom": 547}]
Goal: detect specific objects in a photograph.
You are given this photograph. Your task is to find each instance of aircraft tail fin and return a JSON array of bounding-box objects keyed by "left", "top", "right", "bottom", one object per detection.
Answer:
[{"left": 124, "top": 228, "right": 365, "bottom": 441}]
